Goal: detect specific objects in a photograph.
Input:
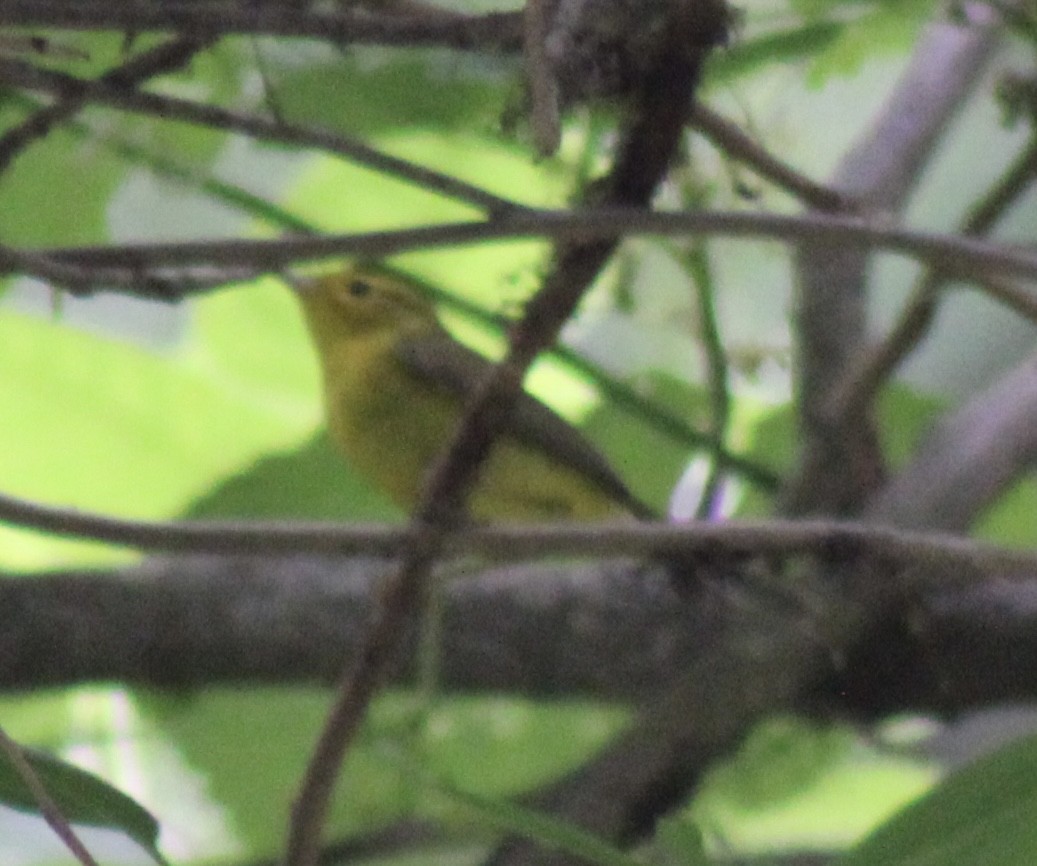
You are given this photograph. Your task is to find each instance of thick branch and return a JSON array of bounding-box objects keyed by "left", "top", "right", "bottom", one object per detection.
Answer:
[
  {"left": 785, "top": 3, "right": 1002, "bottom": 515},
  {"left": 0, "top": 556, "right": 688, "bottom": 695},
  {"left": 4, "top": 555, "right": 1037, "bottom": 719}
]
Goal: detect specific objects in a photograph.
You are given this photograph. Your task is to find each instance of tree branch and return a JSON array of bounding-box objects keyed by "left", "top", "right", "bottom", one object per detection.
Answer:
[
  {"left": 4, "top": 553, "right": 1037, "bottom": 716},
  {"left": 865, "top": 350, "right": 1037, "bottom": 532},
  {"left": 0, "top": 34, "right": 218, "bottom": 176},
  {"left": 0, "top": 2, "right": 523, "bottom": 49},
  {"left": 285, "top": 2, "right": 734, "bottom": 860},
  {"left": 784, "top": 2, "right": 1002, "bottom": 515},
  {"left": 3, "top": 490, "right": 1035, "bottom": 575},
  {"left": 825, "top": 132, "right": 1037, "bottom": 425},
  {"left": 6, "top": 210, "right": 1037, "bottom": 296},
  {"left": 0, "top": 57, "right": 524, "bottom": 217},
  {"left": 688, "top": 103, "right": 857, "bottom": 213}
]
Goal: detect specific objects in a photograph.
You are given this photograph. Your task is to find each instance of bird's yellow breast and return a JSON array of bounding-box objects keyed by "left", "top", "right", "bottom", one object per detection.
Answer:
[{"left": 319, "top": 329, "right": 621, "bottom": 520}]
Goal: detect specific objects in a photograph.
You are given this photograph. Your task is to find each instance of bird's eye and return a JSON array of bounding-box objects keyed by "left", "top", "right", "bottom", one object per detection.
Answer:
[{"left": 348, "top": 279, "right": 372, "bottom": 298}]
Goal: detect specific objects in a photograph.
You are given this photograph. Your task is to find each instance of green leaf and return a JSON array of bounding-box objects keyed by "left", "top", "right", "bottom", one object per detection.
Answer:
[
  {"left": 183, "top": 431, "right": 401, "bottom": 521},
  {"left": 733, "top": 401, "right": 795, "bottom": 517},
  {"left": 707, "top": 21, "right": 842, "bottom": 82},
  {"left": 877, "top": 385, "right": 944, "bottom": 468},
  {"left": 417, "top": 697, "right": 627, "bottom": 798},
  {"left": 0, "top": 743, "right": 166, "bottom": 864},
  {"left": 655, "top": 814, "right": 710, "bottom": 866},
  {"left": 6, "top": 90, "right": 311, "bottom": 234},
  {"left": 703, "top": 717, "right": 853, "bottom": 811},
  {"left": 0, "top": 304, "right": 306, "bottom": 568},
  {"left": 582, "top": 370, "right": 711, "bottom": 516},
  {"left": 691, "top": 719, "right": 934, "bottom": 854},
  {"left": 803, "top": 2, "right": 933, "bottom": 86},
  {"left": 975, "top": 475, "right": 1037, "bottom": 549},
  {"left": 0, "top": 124, "right": 123, "bottom": 246},
  {"left": 270, "top": 44, "right": 505, "bottom": 137},
  {"left": 187, "top": 276, "right": 321, "bottom": 418},
  {"left": 421, "top": 769, "right": 643, "bottom": 866},
  {"left": 140, "top": 688, "right": 387, "bottom": 856},
  {"left": 841, "top": 732, "right": 1037, "bottom": 866}
]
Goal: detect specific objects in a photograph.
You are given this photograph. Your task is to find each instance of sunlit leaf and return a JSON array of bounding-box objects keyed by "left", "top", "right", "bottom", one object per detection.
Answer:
[
  {"left": 842, "top": 733, "right": 1037, "bottom": 866},
  {"left": 0, "top": 744, "right": 166, "bottom": 864}
]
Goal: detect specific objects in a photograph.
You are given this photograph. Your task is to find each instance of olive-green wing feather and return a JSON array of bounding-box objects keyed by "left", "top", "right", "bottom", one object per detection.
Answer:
[{"left": 396, "top": 333, "right": 654, "bottom": 518}]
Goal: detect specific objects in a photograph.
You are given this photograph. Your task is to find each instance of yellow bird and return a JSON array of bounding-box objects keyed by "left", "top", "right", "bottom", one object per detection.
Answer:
[{"left": 289, "top": 265, "right": 653, "bottom": 521}]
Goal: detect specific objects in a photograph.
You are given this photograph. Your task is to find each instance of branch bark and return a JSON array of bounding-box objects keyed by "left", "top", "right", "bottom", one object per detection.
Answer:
[
  {"left": 865, "top": 350, "right": 1037, "bottom": 531},
  {"left": 4, "top": 553, "right": 1037, "bottom": 717},
  {"left": 0, "top": 2, "right": 523, "bottom": 48},
  {"left": 784, "top": 3, "right": 1003, "bottom": 515}
]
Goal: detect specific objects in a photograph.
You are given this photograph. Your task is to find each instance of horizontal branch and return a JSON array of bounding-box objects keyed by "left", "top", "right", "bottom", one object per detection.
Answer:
[
  {"left": 2, "top": 491, "right": 1035, "bottom": 581},
  {"left": 0, "top": 2, "right": 523, "bottom": 49},
  {"left": 6, "top": 209, "right": 1037, "bottom": 298},
  {"left": 3, "top": 57, "right": 1036, "bottom": 300},
  {"left": 3, "top": 553, "right": 1037, "bottom": 715}
]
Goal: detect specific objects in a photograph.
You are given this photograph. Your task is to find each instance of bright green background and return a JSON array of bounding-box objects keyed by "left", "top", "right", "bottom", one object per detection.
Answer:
[{"left": 1, "top": 1, "right": 1036, "bottom": 864}]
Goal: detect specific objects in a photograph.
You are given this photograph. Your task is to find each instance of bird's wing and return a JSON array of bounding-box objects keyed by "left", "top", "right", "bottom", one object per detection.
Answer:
[{"left": 396, "top": 332, "right": 654, "bottom": 518}]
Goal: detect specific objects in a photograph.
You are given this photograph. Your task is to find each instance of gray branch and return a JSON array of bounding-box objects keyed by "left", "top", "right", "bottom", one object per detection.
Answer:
[
  {"left": 866, "top": 350, "right": 1037, "bottom": 531},
  {"left": 785, "top": 4, "right": 1003, "bottom": 514},
  {"left": 3, "top": 552, "right": 1037, "bottom": 718}
]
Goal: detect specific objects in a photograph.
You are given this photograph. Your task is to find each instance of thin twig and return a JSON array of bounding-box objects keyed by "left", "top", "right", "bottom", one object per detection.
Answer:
[
  {"left": 367, "top": 263, "right": 780, "bottom": 488},
  {"left": 0, "top": 34, "right": 218, "bottom": 175},
  {"left": 5, "top": 87, "right": 317, "bottom": 236},
  {"left": 284, "top": 10, "right": 729, "bottom": 858},
  {"left": 689, "top": 103, "right": 857, "bottom": 213},
  {"left": 826, "top": 132, "right": 1037, "bottom": 423},
  {"left": 0, "top": 2, "right": 524, "bottom": 49},
  {"left": 976, "top": 273, "right": 1037, "bottom": 323},
  {"left": 1, "top": 489, "right": 1034, "bottom": 578},
  {"left": 524, "top": 0, "right": 561, "bottom": 156},
  {"left": 0, "top": 239, "right": 246, "bottom": 293},
  {"left": 0, "top": 57, "right": 524, "bottom": 217},
  {"left": 0, "top": 726, "right": 99, "bottom": 866},
  {"left": 284, "top": 523, "right": 444, "bottom": 866},
  {"left": 558, "top": 343, "right": 780, "bottom": 488},
  {"left": 682, "top": 241, "right": 730, "bottom": 518},
  {"left": 12, "top": 209, "right": 1037, "bottom": 288}
]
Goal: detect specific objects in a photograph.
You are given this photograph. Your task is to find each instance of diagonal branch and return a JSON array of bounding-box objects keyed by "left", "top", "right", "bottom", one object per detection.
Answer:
[
  {"left": 865, "top": 350, "right": 1037, "bottom": 532},
  {"left": 0, "top": 57, "right": 524, "bottom": 216},
  {"left": 284, "top": 3, "right": 733, "bottom": 863},
  {"left": 688, "top": 103, "right": 857, "bottom": 213},
  {"left": 0, "top": 34, "right": 218, "bottom": 175},
  {"left": 784, "top": 3, "right": 1002, "bottom": 516},
  {"left": 826, "top": 132, "right": 1037, "bottom": 424}
]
